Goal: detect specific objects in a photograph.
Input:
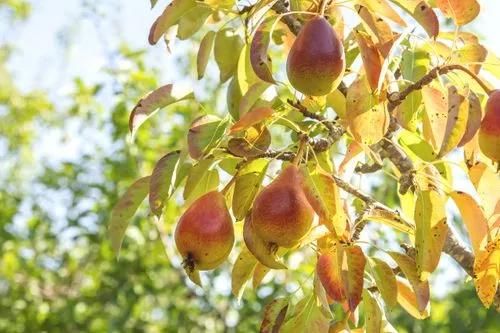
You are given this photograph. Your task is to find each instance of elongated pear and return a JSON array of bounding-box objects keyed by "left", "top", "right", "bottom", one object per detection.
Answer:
[
  {"left": 479, "top": 90, "right": 500, "bottom": 162},
  {"left": 175, "top": 191, "right": 234, "bottom": 271},
  {"left": 286, "top": 16, "right": 345, "bottom": 96},
  {"left": 251, "top": 165, "right": 314, "bottom": 248}
]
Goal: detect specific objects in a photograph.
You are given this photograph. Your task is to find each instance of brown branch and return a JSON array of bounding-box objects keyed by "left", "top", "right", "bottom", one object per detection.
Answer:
[
  {"left": 271, "top": 0, "right": 302, "bottom": 35},
  {"left": 287, "top": 99, "right": 346, "bottom": 152}
]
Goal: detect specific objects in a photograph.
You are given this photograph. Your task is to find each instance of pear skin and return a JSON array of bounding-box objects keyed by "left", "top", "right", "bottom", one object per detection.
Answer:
[
  {"left": 251, "top": 165, "right": 314, "bottom": 248},
  {"left": 479, "top": 90, "right": 500, "bottom": 162},
  {"left": 175, "top": 191, "right": 234, "bottom": 271},
  {"left": 286, "top": 16, "right": 345, "bottom": 96}
]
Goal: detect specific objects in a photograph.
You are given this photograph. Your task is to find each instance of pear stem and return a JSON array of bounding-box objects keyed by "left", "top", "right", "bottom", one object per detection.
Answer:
[
  {"left": 221, "top": 174, "right": 237, "bottom": 195},
  {"left": 319, "top": 0, "right": 329, "bottom": 16},
  {"left": 292, "top": 134, "right": 308, "bottom": 165}
]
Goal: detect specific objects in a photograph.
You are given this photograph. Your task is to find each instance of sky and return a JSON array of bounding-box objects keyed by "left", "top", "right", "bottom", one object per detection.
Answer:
[{"left": 2, "top": 0, "right": 499, "bottom": 298}]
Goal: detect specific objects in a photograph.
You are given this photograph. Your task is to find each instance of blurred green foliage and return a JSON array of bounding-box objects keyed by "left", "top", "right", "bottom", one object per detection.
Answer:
[{"left": 0, "top": 2, "right": 498, "bottom": 332}]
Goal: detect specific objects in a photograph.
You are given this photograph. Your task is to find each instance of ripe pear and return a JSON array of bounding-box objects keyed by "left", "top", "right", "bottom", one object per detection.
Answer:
[
  {"left": 286, "top": 16, "right": 345, "bottom": 96},
  {"left": 175, "top": 191, "right": 234, "bottom": 271},
  {"left": 479, "top": 90, "right": 500, "bottom": 162},
  {"left": 251, "top": 165, "right": 314, "bottom": 248}
]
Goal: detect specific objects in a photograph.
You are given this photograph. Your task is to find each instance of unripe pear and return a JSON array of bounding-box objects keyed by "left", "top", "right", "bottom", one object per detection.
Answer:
[
  {"left": 251, "top": 165, "right": 314, "bottom": 248},
  {"left": 175, "top": 191, "right": 234, "bottom": 271},
  {"left": 479, "top": 90, "right": 500, "bottom": 162},
  {"left": 286, "top": 16, "right": 345, "bottom": 96}
]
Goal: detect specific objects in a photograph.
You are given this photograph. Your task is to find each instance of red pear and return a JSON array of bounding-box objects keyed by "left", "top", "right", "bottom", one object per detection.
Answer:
[
  {"left": 286, "top": 16, "right": 345, "bottom": 96},
  {"left": 479, "top": 89, "right": 500, "bottom": 162},
  {"left": 175, "top": 191, "right": 234, "bottom": 271},
  {"left": 251, "top": 165, "right": 314, "bottom": 248}
]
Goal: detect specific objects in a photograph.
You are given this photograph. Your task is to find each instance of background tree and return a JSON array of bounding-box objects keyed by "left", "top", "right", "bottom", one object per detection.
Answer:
[{"left": 0, "top": 0, "right": 499, "bottom": 332}]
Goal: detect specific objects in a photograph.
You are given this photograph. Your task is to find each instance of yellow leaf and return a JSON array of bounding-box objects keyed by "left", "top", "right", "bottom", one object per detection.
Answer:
[
  {"left": 346, "top": 75, "right": 390, "bottom": 145},
  {"left": 468, "top": 162, "right": 500, "bottom": 219},
  {"left": 231, "top": 245, "right": 258, "bottom": 301},
  {"left": 450, "top": 191, "right": 489, "bottom": 255},
  {"left": 473, "top": 237, "right": 500, "bottom": 308},
  {"left": 396, "top": 276, "right": 430, "bottom": 319},
  {"left": 435, "top": 0, "right": 480, "bottom": 25},
  {"left": 414, "top": 190, "right": 448, "bottom": 280}
]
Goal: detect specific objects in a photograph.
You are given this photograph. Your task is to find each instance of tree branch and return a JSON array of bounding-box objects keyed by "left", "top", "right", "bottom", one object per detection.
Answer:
[{"left": 271, "top": 0, "right": 302, "bottom": 35}]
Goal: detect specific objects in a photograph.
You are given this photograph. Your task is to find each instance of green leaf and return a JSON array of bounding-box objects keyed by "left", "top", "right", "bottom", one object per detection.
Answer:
[
  {"left": 363, "top": 289, "right": 383, "bottom": 333},
  {"left": 414, "top": 190, "right": 448, "bottom": 281},
  {"left": 149, "top": 151, "right": 182, "bottom": 217},
  {"left": 197, "top": 31, "right": 216, "bottom": 79},
  {"left": 149, "top": 0, "right": 196, "bottom": 44},
  {"left": 187, "top": 115, "right": 227, "bottom": 160},
  {"left": 214, "top": 28, "right": 244, "bottom": 83},
  {"left": 129, "top": 84, "right": 194, "bottom": 137},
  {"left": 260, "top": 298, "right": 289, "bottom": 333},
  {"left": 231, "top": 245, "right": 258, "bottom": 301},
  {"left": 232, "top": 159, "right": 269, "bottom": 220},
  {"left": 239, "top": 81, "right": 270, "bottom": 117},
  {"left": 183, "top": 159, "right": 219, "bottom": 204},
  {"left": 177, "top": 5, "right": 212, "bottom": 40},
  {"left": 369, "top": 257, "right": 398, "bottom": 308},
  {"left": 281, "top": 295, "right": 329, "bottom": 333},
  {"left": 302, "top": 167, "right": 346, "bottom": 237},
  {"left": 109, "top": 176, "right": 150, "bottom": 257}
]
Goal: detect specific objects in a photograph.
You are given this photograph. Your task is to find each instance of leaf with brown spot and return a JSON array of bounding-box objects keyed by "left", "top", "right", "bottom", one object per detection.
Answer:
[
  {"left": 435, "top": 0, "right": 480, "bottom": 26},
  {"left": 458, "top": 91, "right": 482, "bottom": 147},
  {"left": 391, "top": 0, "right": 439, "bottom": 38},
  {"left": 421, "top": 85, "right": 447, "bottom": 151},
  {"left": 414, "top": 190, "right": 448, "bottom": 281},
  {"left": 345, "top": 245, "right": 366, "bottom": 311},
  {"left": 231, "top": 245, "right": 258, "bottom": 301},
  {"left": 358, "top": 0, "right": 406, "bottom": 26},
  {"left": 129, "top": 84, "right": 194, "bottom": 136},
  {"left": 474, "top": 237, "right": 499, "bottom": 308},
  {"left": 346, "top": 75, "right": 390, "bottom": 145},
  {"left": 260, "top": 298, "right": 289, "bottom": 333},
  {"left": 438, "top": 86, "right": 469, "bottom": 157},
  {"left": 250, "top": 16, "right": 276, "bottom": 84},
  {"left": 389, "top": 252, "right": 430, "bottom": 312},
  {"left": 149, "top": 151, "right": 181, "bottom": 217},
  {"left": 363, "top": 289, "right": 383, "bottom": 333},
  {"left": 109, "top": 176, "right": 150, "bottom": 258},
  {"left": 451, "top": 43, "right": 487, "bottom": 74}
]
